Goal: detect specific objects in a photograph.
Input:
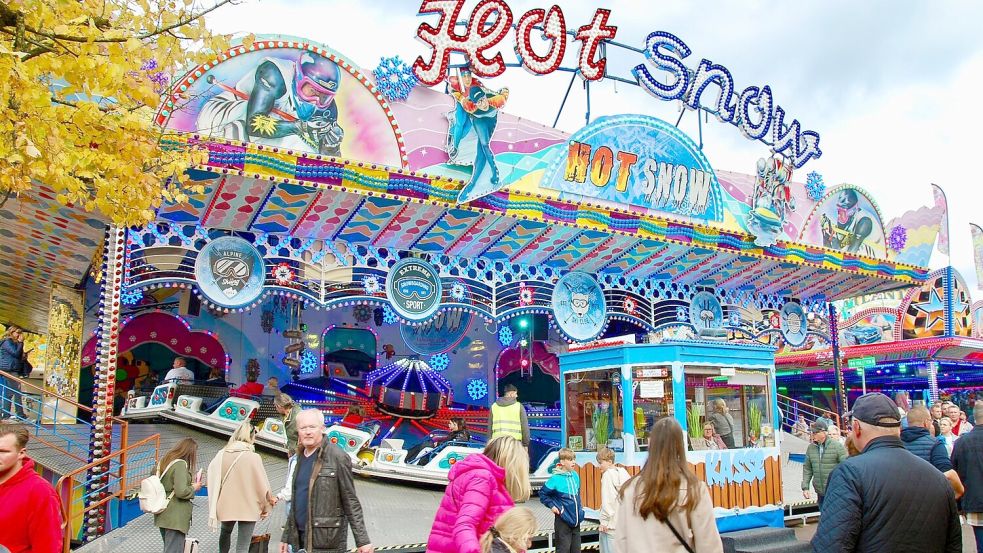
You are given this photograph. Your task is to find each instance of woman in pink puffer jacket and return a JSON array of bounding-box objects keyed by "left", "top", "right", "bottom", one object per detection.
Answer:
[{"left": 427, "top": 436, "right": 531, "bottom": 553}]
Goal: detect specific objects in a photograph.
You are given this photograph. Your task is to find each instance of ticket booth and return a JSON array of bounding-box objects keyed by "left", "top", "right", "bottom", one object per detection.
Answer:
[{"left": 559, "top": 340, "right": 783, "bottom": 531}]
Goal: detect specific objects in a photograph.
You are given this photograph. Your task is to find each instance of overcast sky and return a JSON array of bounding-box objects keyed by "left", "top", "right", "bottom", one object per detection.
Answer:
[{"left": 205, "top": 0, "right": 983, "bottom": 293}]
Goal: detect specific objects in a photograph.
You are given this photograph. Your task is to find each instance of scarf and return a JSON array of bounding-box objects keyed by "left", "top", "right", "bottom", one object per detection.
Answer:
[{"left": 207, "top": 442, "right": 253, "bottom": 530}]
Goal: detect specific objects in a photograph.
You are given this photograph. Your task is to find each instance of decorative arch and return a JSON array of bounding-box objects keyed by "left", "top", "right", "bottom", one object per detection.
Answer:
[{"left": 80, "top": 311, "right": 230, "bottom": 369}]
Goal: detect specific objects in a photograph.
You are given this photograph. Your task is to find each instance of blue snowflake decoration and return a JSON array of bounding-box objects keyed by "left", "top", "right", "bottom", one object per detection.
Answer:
[
  {"left": 373, "top": 56, "right": 418, "bottom": 102},
  {"left": 805, "top": 171, "right": 826, "bottom": 201},
  {"left": 300, "top": 349, "right": 319, "bottom": 374},
  {"left": 121, "top": 288, "right": 143, "bottom": 306},
  {"left": 363, "top": 275, "right": 381, "bottom": 295},
  {"left": 498, "top": 326, "right": 514, "bottom": 347},
  {"left": 430, "top": 353, "right": 450, "bottom": 372},
  {"left": 382, "top": 304, "right": 399, "bottom": 325},
  {"left": 467, "top": 379, "right": 489, "bottom": 401},
  {"left": 450, "top": 282, "right": 466, "bottom": 301},
  {"left": 676, "top": 306, "right": 688, "bottom": 322},
  {"left": 729, "top": 313, "right": 742, "bottom": 326}
]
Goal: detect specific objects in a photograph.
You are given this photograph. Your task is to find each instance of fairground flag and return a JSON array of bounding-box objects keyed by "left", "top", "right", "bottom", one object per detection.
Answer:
[
  {"left": 932, "top": 184, "right": 949, "bottom": 255},
  {"left": 971, "top": 223, "right": 983, "bottom": 290}
]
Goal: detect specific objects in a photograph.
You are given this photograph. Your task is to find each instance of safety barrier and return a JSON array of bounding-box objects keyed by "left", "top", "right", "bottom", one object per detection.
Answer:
[
  {"left": 777, "top": 394, "right": 840, "bottom": 433},
  {"left": 55, "top": 433, "right": 161, "bottom": 553}
]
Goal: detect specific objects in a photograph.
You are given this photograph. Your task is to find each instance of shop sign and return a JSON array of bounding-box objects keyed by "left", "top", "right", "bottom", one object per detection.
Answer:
[
  {"left": 780, "top": 302, "right": 808, "bottom": 347},
  {"left": 194, "top": 236, "right": 266, "bottom": 308},
  {"left": 386, "top": 258, "right": 443, "bottom": 321},
  {"left": 541, "top": 114, "right": 721, "bottom": 221},
  {"left": 401, "top": 309, "right": 473, "bottom": 355},
  {"left": 847, "top": 356, "right": 876, "bottom": 370},
  {"left": 552, "top": 271, "right": 607, "bottom": 342},
  {"left": 704, "top": 448, "right": 767, "bottom": 486}
]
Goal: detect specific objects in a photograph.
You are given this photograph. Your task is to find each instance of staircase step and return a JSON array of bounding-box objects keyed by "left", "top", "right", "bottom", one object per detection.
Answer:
[{"left": 721, "top": 527, "right": 806, "bottom": 553}]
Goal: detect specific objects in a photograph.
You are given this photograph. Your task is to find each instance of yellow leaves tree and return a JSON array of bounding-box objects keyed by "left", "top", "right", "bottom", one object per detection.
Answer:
[{"left": 0, "top": 0, "right": 235, "bottom": 225}]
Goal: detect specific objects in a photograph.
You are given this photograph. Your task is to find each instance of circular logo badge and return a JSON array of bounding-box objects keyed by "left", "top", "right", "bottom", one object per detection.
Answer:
[
  {"left": 781, "top": 302, "right": 808, "bottom": 347},
  {"left": 689, "top": 291, "right": 724, "bottom": 335},
  {"left": 194, "top": 236, "right": 265, "bottom": 308},
  {"left": 552, "top": 272, "right": 606, "bottom": 342},
  {"left": 386, "top": 258, "right": 442, "bottom": 321}
]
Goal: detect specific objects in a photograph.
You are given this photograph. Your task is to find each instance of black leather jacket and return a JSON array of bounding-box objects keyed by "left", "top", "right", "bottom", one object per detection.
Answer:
[{"left": 282, "top": 442, "right": 370, "bottom": 553}]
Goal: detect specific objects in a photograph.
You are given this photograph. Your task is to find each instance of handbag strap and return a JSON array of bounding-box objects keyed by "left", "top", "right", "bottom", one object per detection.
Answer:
[
  {"left": 217, "top": 451, "right": 246, "bottom": 501},
  {"left": 158, "top": 459, "right": 184, "bottom": 501},
  {"left": 664, "top": 516, "right": 695, "bottom": 553}
]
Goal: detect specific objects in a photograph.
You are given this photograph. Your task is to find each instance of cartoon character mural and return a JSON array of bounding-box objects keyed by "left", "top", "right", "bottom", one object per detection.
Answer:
[
  {"left": 801, "top": 185, "right": 886, "bottom": 257},
  {"left": 746, "top": 156, "right": 795, "bottom": 246},
  {"left": 445, "top": 67, "right": 510, "bottom": 204},
  {"left": 197, "top": 52, "right": 345, "bottom": 155}
]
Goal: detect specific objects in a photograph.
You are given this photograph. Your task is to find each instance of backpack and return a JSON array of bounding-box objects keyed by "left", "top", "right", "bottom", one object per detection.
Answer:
[{"left": 139, "top": 459, "right": 183, "bottom": 514}]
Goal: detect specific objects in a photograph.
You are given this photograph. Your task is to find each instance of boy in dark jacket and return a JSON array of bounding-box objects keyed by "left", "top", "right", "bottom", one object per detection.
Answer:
[{"left": 539, "top": 448, "right": 584, "bottom": 553}]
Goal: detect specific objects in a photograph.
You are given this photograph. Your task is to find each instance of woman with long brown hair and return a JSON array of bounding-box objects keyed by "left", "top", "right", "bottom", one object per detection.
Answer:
[
  {"left": 154, "top": 437, "right": 202, "bottom": 553},
  {"left": 614, "top": 418, "right": 721, "bottom": 553}
]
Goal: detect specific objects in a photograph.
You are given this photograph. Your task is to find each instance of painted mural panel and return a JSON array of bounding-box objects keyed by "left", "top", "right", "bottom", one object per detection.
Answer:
[
  {"left": 165, "top": 38, "right": 403, "bottom": 167},
  {"left": 45, "top": 284, "right": 84, "bottom": 419},
  {"left": 800, "top": 185, "right": 886, "bottom": 257}
]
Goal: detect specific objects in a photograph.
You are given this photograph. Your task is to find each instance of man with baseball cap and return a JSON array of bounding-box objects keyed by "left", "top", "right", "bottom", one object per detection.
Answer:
[
  {"left": 811, "top": 393, "right": 961, "bottom": 552},
  {"left": 801, "top": 419, "right": 847, "bottom": 508}
]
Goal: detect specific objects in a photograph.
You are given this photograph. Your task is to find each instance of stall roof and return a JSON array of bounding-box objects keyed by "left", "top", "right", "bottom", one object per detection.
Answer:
[
  {"left": 0, "top": 184, "right": 106, "bottom": 332},
  {"left": 776, "top": 336, "right": 983, "bottom": 369},
  {"left": 155, "top": 136, "right": 928, "bottom": 302}
]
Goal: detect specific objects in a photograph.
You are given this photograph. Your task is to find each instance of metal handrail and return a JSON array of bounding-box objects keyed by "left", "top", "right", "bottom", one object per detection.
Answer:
[
  {"left": 55, "top": 433, "right": 161, "bottom": 553},
  {"left": 778, "top": 393, "right": 841, "bottom": 432},
  {"left": 0, "top": 369, "right": 131, "bottom": 460}
]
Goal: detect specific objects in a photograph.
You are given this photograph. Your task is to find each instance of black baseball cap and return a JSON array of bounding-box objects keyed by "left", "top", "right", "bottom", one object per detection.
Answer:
[
  {"left": 809, "top": 420, "right": 828, "bottom": 433},
  {"left": 846, "top": 392, "right": 901, "bottom": 427}
]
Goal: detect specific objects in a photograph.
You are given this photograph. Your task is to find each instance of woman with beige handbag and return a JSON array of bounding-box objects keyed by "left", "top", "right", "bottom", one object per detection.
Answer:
[{"left": 208, "top": 422, "right": 276, "bottom": 553}]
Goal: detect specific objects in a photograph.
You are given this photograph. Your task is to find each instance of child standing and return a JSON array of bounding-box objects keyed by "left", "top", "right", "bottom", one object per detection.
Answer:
[
  {"left": 539, "top": 448, "right": 584, "bottom": 553},
  {"left": 479, "top": 506, "right": 538, "bottom": 553},
  {"left": 596, "top": 447, "right": 630, "bottom": 553}
]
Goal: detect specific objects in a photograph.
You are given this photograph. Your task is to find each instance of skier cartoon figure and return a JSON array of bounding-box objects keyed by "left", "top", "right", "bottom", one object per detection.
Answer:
[
  {"left": 746, "top": 155, "right": 795, "bottom": 246},
  {"left": 445, "top": 67, "right": 509, "bottom": 203},
  {"left": 197, "top": 52, "right": 345, "bottom": 155},
  {"left": 821, "top": 188, "right": 874, "bottom": 254}
]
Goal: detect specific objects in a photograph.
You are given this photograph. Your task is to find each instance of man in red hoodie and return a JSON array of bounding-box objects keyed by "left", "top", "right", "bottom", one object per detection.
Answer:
[{"left": 0, "top": 422, "right": 63, "bottom": 553}]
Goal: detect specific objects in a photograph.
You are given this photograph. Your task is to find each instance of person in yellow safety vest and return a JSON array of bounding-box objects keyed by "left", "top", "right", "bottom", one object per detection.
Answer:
[{"left": 489, "top": 384, "right": 530, "bottom": 447}]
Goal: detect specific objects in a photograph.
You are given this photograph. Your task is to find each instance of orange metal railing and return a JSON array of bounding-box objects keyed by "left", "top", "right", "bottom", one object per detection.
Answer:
[{"left": 55, "top": 433, "right": 161, "bottom": 553}]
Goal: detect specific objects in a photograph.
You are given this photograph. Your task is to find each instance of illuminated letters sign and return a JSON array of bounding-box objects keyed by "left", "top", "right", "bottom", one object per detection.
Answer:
[
  {"left": 632, "top": 31, "right": 821, "bottom": 169},
  {"left": 386, "top": 258, "right": 443, "bottom": 321},
  {"left": 541, "top": 114, "right": 722, "bottom": 221},
  {"left": 413, "top": 0, "right": 617, "bottom": 85}
]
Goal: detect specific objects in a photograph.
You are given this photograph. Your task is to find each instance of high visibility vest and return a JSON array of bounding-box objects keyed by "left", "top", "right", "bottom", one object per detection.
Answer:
[{"left": 490, "top": 402, "right": 523, "bottom": 441}]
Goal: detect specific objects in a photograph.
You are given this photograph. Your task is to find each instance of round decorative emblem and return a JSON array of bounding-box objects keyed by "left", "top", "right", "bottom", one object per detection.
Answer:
[
  {"left": 551, "top": 272, "right": 607, "bottom": 342},
  {"left": 194, "top": 236, "right": 266, "bottom": 308},
  {"left": 781, "top": 302, "right": 808, "bottom": 347},
  {"left": 689, "top": 292, "right": 723, "bottom": 334},
  {"left": 386, "top": 258, "right": 442, "bottom": 321}
]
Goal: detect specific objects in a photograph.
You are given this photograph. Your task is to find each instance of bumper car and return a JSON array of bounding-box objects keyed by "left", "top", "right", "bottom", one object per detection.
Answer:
[
  {"left": 254, "top": 415, "right": 379, "bottom": 457},
  {"left": 159, "top": 394, "right": 260, "bottom": 434},
  {"left": 121, "top": 384, "right": 177, "bottom": 419}
]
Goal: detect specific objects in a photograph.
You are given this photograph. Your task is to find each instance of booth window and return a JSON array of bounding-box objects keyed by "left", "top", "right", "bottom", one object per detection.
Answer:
[
  {"left": 684, "top": 368, "right": 773, "bottom": 449},
  {"left": 563, "top": 368, "right": 624, "bottom": 452},
  {"left": 630, "top": 366, "right": 673, "bottom": 450}
]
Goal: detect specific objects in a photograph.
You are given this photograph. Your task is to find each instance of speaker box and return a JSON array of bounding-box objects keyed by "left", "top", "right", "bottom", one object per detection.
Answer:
[{"left": 178, "top": 290, "right": 201, "bottom": 317}]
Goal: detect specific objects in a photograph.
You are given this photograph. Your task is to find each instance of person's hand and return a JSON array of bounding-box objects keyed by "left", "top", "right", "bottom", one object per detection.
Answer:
[
  {"left": 551, "top": 506, "right": 560, "bottom": 515},
  {"left": 260, "top": 510, "right": 270, "bottom": 520},
  {"left": 193, "top": 481, "right": 203, "bottom": 492},
  {"left": 279, "top": 543, "right": 289, "bottom": 553},
  {"left": 357, "top": 544, "right": 374, "bottom": 553},
  {"left": 802, "top": 490, "right": 811, "bottom": 499},
  {"left": 599, "top": 524, "right": 608, "bottom": 533},
  {"left": 270, "top": 496, "right": 278, "bottom": 506}
]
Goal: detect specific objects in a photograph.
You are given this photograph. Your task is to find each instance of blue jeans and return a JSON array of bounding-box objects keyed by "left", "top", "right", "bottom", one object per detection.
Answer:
[
  {"left": 973, "top": 524, "right": 983, "bottom": 553},
  {"left": 598, "top": 530, "right": 614, "bottom": 553}
]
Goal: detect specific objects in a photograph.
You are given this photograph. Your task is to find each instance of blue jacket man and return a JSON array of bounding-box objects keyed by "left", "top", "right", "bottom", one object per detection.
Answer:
[
  {"left": 902, "top": 405, "right": 964, "bottom": 498},
  {"left": 812, "top": 393, "right": 960, "bottom": 553}
]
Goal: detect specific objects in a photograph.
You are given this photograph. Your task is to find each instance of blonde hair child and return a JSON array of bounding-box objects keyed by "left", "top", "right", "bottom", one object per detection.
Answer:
[{"left": 480, "top": 506, "right": 538, "bottom": 553}]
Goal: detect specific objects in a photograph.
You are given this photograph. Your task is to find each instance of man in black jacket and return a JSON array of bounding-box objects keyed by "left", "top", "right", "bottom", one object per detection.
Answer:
[
  {"left": 280, "top": 409, "right": 374, "bottom": 553},
  {"left": 953, "top": 403, "right": 983, "bottom": 553},
  {"left": 811, "top": 393, "right": 961, "bottom": 553},
  {"left": 902, "top": 405, "right": 964, "bottom": 498}
]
